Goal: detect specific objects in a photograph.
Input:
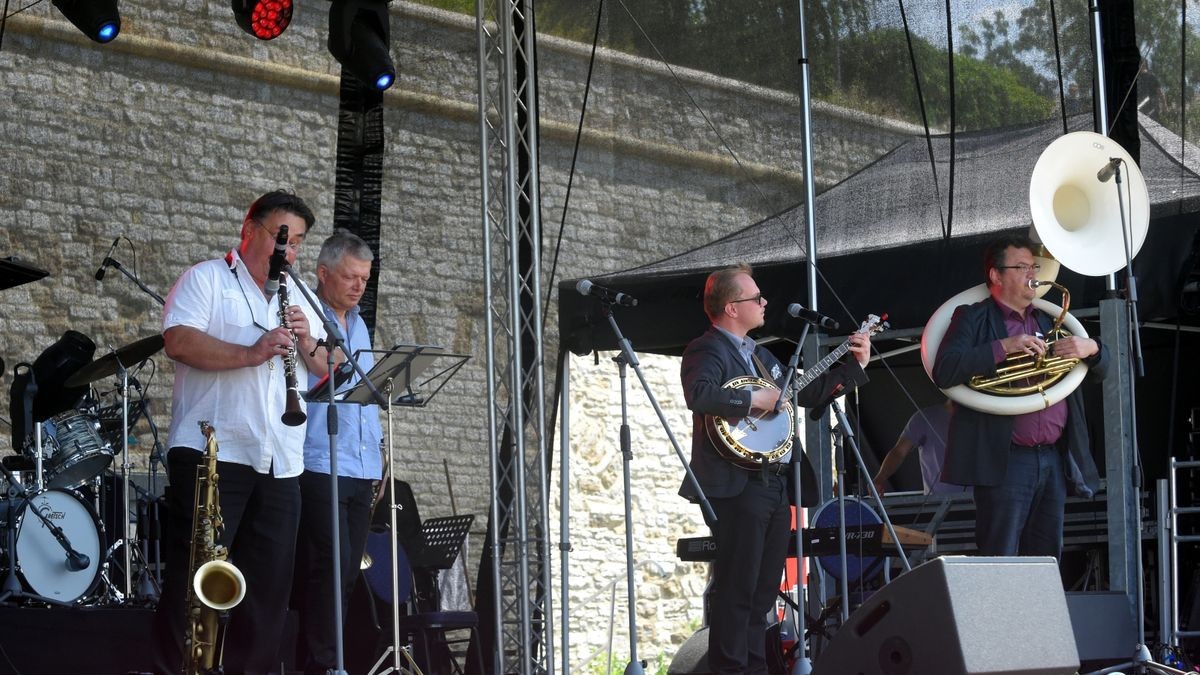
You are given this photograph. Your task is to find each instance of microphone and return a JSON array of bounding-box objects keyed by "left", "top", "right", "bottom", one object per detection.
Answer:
[
  {"left": 94, "top": 238, "right": 119, "bottom": 281},
  {"left": 576, "top": 279, "right": 638, "bottom": 307},
  {"left": 65, "top": 549, "right": 90, "bottom": 572},
  {"left": 787, "top": 303, "right": 839, "bottom": 330},
  {"left": 1096, "top": 157, "right": 1123, "bottom": 182},
  {"left": 264, "top": 224, "right": 290, "bottom": 299}
]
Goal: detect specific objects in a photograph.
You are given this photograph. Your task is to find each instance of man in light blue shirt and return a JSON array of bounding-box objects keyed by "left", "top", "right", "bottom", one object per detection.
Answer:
[{"left": 294, "top": 229, "right": 384, "bottom": 674}]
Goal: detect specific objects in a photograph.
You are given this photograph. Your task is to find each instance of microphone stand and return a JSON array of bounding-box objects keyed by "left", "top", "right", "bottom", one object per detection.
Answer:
[
  {"left": 775, "top": 323, "right": 815, "bottom": 675},
  {"left": 597, "top": 301, "right": 715, "bottom": 675},
  {"left": 1082, "top": 166, "right": 1183, "bottom": 675},
  {"left": 284, "top": 266, "right": 387, "bottom": 675},
  {"left": 101, "top": 256, "right": 165, "bottom": 306}
]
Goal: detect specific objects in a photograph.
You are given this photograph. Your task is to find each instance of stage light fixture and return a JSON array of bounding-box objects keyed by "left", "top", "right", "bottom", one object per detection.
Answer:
[
  {"left": 232, "top": 0, "right": 294, "bottom": 41},
  {"left": 51, "top": 0, "right": 121, "bottom": 44},
  {"left": 328, "top": 0, "right": 396, "bottom": 91}
]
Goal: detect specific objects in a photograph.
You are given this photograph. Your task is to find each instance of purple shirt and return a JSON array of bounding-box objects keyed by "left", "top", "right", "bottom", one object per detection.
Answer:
[{"left": 991, "top": 299, "right": 1067, "bottom": 446}]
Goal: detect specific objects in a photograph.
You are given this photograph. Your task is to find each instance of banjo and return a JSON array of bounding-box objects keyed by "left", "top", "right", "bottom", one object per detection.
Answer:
[{"left": 706, "top": 314, "right": 887, "bottom": 470}]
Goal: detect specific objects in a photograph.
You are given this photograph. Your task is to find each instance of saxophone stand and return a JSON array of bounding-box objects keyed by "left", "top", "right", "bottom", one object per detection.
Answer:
[
  {"left": 338, "top": 344, "right": 467, "bottom": 675},
  {"left": 285, "top": 266, "right": 388, "bottom": 675},
  {"left": 1083, "top": 162, "right": 1183, "bottom": 675},
  {"left": 597, "top": 302, "right": 716, "bottom": 675}
]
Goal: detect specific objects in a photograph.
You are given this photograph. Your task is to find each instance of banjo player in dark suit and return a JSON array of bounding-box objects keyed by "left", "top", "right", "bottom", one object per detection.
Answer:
[{"left": 679, "top": 263, "right": 870, "bottom": 675}]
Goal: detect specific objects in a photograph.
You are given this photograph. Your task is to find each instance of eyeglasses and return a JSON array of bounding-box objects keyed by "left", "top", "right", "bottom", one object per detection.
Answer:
[
  {"left": 728, "top": 293, "right": 765, "bottom": 306},
  {"left": 997, "top": 263, "right": 1041, "bottom": 274},
  {"left": 254, "top": 220, "right": 305, "bottom": 252}
]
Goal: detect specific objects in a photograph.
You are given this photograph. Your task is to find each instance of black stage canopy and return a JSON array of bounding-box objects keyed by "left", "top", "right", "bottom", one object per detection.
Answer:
[
  {"left": 560, "top": 113, "right": 1200, "bottom": 359},
  {"left": 559, "top": 113, "right": 1200, "bottom": 491}
]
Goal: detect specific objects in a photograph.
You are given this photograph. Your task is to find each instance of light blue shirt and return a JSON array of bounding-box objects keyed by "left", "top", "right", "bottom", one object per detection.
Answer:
[
  {"left": 713, "top": 324, "right": 756, "bottom": 373},
  {"left": 302, "top": 302, "right": 384, "bottom": 479}
]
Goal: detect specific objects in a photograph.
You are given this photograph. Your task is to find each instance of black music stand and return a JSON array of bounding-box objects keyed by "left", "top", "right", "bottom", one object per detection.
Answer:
[
  {"left": 338, "top": 344, "right": 469, "bottom": 409},
  {"left": 408, "top": 515, "right": 474, "bottom": 613},
  {"left": 0, "top": 257, "right": 49, "bottom": 291},
  {"left": 335, "top": 344, "right": 469, "bottom": 675}
]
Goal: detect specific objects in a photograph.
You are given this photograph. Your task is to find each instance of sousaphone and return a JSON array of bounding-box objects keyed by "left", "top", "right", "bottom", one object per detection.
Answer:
[{"left": 921, "top": 131, "right": 1149, "bottom": 415}]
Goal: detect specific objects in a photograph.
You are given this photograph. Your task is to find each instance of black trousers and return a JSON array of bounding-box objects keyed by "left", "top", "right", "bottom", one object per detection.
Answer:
[
  {"left": 152, "top": 447, "right": 301, "bottom": 675},
  {"left": 704, "top": 473, "right": 791, "bottom": 675},
  {"left": 293, "top": 470, "right": 374, "bottom": 673}
]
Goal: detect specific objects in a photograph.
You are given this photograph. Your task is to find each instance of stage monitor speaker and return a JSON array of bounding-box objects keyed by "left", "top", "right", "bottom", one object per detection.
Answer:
[{"left": 813, "top": 556, "right": 1079, "bottom": 675}]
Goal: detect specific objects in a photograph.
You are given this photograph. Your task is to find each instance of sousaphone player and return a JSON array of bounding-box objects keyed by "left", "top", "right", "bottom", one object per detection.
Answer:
[{"left": 931, "top": 233, "right": 1109, "bottom": 558}]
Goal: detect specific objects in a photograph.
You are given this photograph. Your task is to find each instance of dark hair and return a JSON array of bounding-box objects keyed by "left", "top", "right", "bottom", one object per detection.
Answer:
[
  {"left": 982, "top": 233, "right": 1036, "bottom": 285},
  {"left": 703, "top": 263, "right": 752, "bottom": 321},
  {"left": 245, "top": 190, "right": 316, "bottom": 231}
]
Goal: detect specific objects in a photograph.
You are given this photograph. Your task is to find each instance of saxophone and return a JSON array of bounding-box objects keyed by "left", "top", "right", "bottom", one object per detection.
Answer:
[
  {"left": 183, "top": 421, "right": 247, "bottom": 675},
  {"left": 277, "top": 275, "right": 307, "bottom": 427}
]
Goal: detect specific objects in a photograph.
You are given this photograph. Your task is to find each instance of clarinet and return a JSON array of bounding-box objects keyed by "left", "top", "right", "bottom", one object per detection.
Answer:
[{"left": 277, "top": 276, "right": 307, "bottom": 427}]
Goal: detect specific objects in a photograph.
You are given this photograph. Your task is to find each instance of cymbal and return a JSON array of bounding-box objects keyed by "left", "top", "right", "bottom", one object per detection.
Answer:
[{"left": 64, "top": 334, "right": 164, "bottom": 388}]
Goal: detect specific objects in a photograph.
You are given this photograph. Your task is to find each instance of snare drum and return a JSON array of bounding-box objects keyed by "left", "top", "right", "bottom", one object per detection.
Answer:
[{"left": 28, "top": 411, "right": 115, "bottom": 490}]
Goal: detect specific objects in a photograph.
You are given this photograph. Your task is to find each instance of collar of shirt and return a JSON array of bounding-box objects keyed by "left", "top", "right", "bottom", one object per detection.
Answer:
[
  {"left": 713, "top": 324, "right": 756, "bottom": 370},
  {"left": 994, "top": 297, "right": 1042, "bottom": 336},
  {"left": 163, "top": 254, "right": 325, "bottom": 478}
]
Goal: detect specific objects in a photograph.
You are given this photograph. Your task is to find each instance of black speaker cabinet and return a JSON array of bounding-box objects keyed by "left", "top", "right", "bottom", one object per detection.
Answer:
[{"left": 813, "top": 556, "right": 1079, "bottom": 675}]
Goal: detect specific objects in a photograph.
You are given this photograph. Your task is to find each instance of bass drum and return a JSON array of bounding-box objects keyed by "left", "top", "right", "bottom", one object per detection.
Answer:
[
  {"left": 11, "top": 488, "right": 103, "bottom": 603},
  {"left": 811, "top": 496, "right": 886, "bottom": 584}
]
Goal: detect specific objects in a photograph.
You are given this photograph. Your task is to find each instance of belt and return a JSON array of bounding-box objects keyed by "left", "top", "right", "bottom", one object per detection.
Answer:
[
  {"left": 763, "top": 462, "right": 791, "bottom": 476},
  {"left": 1012, "top": 442, "right": 1058, "bottom": 452}
]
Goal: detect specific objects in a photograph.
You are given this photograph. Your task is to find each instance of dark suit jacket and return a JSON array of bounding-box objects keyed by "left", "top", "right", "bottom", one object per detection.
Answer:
[
  {"left": 678, "top": 326, "right": 867, "bottom": 505},
  {"left": 931, "top": 298, "right": 1109, "bottom": 496}
]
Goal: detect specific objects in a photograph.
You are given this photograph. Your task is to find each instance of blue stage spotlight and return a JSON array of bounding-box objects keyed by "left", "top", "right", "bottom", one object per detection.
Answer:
[
  {"left": 52, "top": 0, "right": 121, "bottom": 44},
  {"left": 328, "top": 0, "right": 396, "bottom": 91}
]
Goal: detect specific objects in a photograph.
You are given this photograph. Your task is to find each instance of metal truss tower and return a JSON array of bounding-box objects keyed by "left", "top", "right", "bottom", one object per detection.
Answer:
[{"left": 475, "top": 1, "right": 554, "bottom": 673}]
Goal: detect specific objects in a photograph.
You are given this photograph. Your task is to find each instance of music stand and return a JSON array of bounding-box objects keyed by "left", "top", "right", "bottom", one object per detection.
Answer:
[
  {"left": 408, "top": 515, "right": 474, "bottom": 613},
  {"left": 340, "top": 344, "right": 469, "bottom": 675},
  {"left": 0, "top": 257, "right": 48, "bottom": 291},
  {"left": 340, "top": 344, "right": 469, "bottom": 409}
]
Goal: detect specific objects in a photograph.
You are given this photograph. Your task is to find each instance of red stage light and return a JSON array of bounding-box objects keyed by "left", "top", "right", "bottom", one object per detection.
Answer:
[{"left": 233, "top": 0, "right": 293, "bottom": 41}]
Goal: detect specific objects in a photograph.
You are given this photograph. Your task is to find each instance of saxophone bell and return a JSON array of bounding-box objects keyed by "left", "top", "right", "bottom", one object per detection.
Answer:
[{"left": 194, "top": 559, "right": 246, "bottom": 611}]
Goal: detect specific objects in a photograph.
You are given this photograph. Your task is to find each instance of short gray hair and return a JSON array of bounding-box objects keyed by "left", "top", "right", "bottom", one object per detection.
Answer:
[{"left": 317, "top": 228, "right": 374, "bottom": 269}]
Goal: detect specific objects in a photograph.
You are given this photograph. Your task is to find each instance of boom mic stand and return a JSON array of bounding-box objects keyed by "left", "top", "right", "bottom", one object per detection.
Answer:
[
  {"left": 596, "top": 301, "right": 715, "bottom": 675},
  {"left": 1084, "top": 163, "right": 1182, "bottom": 675},
  {"left": 98, "top": 254, "right": 166, "bottom": 306}
]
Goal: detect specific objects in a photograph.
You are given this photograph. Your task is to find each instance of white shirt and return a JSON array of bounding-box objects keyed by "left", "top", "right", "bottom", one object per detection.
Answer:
[{"left": 163, "top": 250, "right": 325, "bottom": 478}]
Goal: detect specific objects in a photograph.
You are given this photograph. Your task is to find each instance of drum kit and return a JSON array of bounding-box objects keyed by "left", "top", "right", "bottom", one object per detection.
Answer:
[{"left": 1, "top": 332, "right": 165, "bottom": 608}]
